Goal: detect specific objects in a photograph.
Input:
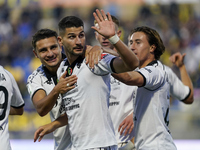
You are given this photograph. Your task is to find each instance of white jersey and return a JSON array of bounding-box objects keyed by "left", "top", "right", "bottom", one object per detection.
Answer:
[
  {"left": 109, "top": 75, "right": 137, "bottom": 143},
  {"left": 26, "top": 65, "right": 72, "bottom": 150},
  {"left": 158, "top": 61, "right": 190, "bottom": 101},
  {"left": 0, "top": 66, "right": 24, "bottom": 150},
  {"left": 57, "top": 54, "right": 117, "bottom": 150},
  {"left": 133, "top": 61, "right": 177, "bottom": 150}
]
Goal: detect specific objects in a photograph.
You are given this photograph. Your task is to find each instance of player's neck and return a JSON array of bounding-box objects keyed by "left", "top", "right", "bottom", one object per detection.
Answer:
[
  {"left": 66, "top": 49, "right": 85, "bottom": 65},
  {"left": 139, "top": 58, "right": 156, "bottom": 68},
  {"left": 45, "top": 66, "right": 59, "bottom": 75}
]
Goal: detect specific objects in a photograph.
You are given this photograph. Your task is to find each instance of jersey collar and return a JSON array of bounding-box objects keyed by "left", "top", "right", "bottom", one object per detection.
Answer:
[
  {"left": 64, "top": 56, "right": 84, "bottom": 77},
  {"left": 147, "top": 60, "right": 158, "bottom": 66}
]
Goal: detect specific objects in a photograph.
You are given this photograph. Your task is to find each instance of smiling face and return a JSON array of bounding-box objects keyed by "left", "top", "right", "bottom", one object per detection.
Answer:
[
  {"left": 33, "top": 36, "right": 62, "bottom": 73},
  {"left": 128, "top": 31, "right": 156, "bottom": 68},
  {"left": 59, "top": 26, "right": 85, "bottom": 61}
]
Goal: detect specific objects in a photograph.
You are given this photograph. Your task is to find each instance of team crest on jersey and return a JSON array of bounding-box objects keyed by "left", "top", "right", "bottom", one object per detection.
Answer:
[{"left": 67, "top": 67, "right": 73, "bottom": 76}]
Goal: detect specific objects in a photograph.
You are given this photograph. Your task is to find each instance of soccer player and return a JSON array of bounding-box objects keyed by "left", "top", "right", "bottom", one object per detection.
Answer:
[
  {"left": 34, "top": 9, "right": 139, "bottom": 149},
  {"left": 112, "top": 26, "right": 179, "bottom": 150},
  {"left": 0, "top": 65, "right": 24, "bottom": 150},
  {"left": 127, "top": 30, "right": 193, "bottom": 106},
  {"left": 27, "top": 28, "right": 103, "bottom": 150},
  {"left": 94, "top": 15, "right": 136, "bottom": 149},
  {"left": 27, "top": 29, "right": 78, "bottom": 150}
]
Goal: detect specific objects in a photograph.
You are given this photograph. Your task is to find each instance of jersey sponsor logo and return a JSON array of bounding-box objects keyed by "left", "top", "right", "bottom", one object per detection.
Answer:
[
  {"left": 144, "top": 68, "right": 152, "bottom": 73},
  {"left": 66, "top": 104, "right": 80, "bottom": 111},
  {"left": 0, "top": 73, "right": 6, "bottom": 81},
  {"left": 63, "top": 97, "right": 76, "bottom": 106},
  {"left": 109, "top": 101, "right": 120, "bottom": 106}
]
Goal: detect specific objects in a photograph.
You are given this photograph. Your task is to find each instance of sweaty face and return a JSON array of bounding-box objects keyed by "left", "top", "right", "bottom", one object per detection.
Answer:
[
  {"left": 128, "top": 32, "right": 152, "bottom": 68},
  {"left": 34, "top": 37, "right": 62, "bottom": 71},
  {"left": 61, "top": 27, "right": 85, "bottom": 57}
]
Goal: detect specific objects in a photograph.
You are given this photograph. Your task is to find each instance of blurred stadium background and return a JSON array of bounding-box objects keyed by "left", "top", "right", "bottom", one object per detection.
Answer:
[{"left": 0, "top": 0, "right": 199, "bottom": 149}]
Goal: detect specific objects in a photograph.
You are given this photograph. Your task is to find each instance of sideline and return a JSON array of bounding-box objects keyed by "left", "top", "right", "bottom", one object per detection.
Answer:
[{"left": 10, "top": 139, "right": 200, "bottom": 150}]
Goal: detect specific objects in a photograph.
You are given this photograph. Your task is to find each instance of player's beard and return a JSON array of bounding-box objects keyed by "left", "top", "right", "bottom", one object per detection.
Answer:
[{"left": 65, "top": 45, "right": 84, "bottom": 56}]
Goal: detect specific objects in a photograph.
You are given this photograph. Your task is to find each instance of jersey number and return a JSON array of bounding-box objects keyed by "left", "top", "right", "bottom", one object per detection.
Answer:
[{"left": 0, "top": 86, "right": 8, "bottom": 121}]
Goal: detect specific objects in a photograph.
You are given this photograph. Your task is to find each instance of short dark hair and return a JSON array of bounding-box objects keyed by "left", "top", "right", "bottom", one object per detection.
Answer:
[
  {"left": 32, "top": 29, "right": 58, "bottom": 50},
  {"left": 58, "top": 16, "right": 84, "bottom": 36},
  {"left": 129, "top": 26, "right": 165, "bottom": 60}
]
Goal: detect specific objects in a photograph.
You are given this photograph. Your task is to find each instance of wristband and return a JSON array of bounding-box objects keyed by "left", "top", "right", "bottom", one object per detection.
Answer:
[{"left": 108, "top": 34, "right": 120, "bottom": 45}]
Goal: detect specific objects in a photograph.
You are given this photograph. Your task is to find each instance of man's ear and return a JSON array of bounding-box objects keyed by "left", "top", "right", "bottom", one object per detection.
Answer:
[
  {"left": 150, "top": 44, "right": 156, "bottom": 52},
  {"left": 117, "top": 30, "right": 122, "bottom": 38},
  {"left": 33, "top": 49, "right": 38, "bottom": 58},
  {"left": 57, "top": 36, "right": 63, "bottom": 46}
]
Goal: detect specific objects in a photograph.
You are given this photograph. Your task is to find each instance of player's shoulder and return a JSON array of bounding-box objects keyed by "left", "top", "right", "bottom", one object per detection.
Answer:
[
  {"left": 0, "top": 66, "right": 14, "bottom": 80},
  {"left": 139, "top": 61, "right": 166, "bottom": 86},
  {"left": 140, "top": 60, "right": 160, "bottom": 74},
  {"left": 27, "top": 65, "right": 44, "bottom": 82}
]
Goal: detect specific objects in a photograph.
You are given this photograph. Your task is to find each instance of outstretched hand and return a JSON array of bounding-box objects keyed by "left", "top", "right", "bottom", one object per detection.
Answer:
[
  {"left": 169, "top": 52, "right": 186, "bottom": 68},
  {"left": 91, "top": 9, "right": 115, "bottom": 39}
]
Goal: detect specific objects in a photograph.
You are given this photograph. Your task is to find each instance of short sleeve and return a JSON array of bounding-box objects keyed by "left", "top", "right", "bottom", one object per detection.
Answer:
[
  {"left": 26, "top": 72, "right": 45, "bottom": 100},
  {"left": 88, "top": 53, "right": 116, "bottom": 76},
  {"left": 137, "top": 66, "right": 165, "bottom": 90},
  {"left": 165, "top": 66, "right": 190, "bottom": 101},
  {"left": 6, "top": 70, "right": 24, "bottom": 107}
]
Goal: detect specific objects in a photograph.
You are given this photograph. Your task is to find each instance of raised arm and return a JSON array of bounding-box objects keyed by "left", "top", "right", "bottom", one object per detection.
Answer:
[
  {"left": 169, "top": 52, "right": 194, "bottom": 104},
  {"left": 32, "top": 71, "right": 77, "bottom": 116},
  {"left": 91, "top": 9, "right": 139, "bottom": 73}
]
